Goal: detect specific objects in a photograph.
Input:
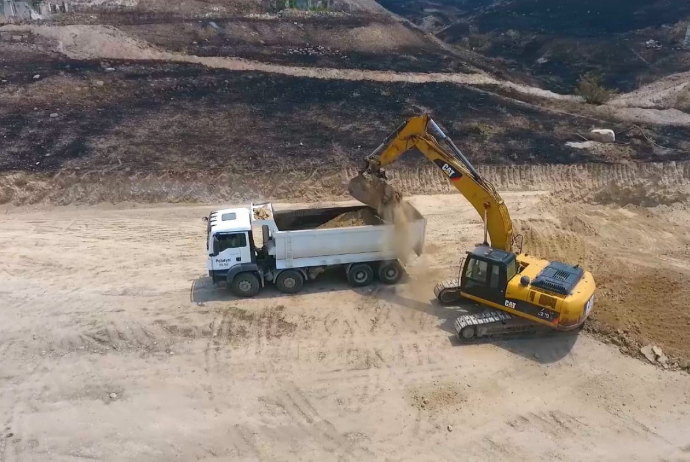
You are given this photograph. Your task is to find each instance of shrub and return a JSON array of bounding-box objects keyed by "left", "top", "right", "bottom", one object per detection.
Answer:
[{"left": 577, "top": 73, "right": 616, "bottom": 105}]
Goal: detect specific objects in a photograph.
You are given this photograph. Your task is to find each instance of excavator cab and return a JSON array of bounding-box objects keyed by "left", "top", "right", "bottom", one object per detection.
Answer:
[{"left": 460, "top": 246, "right": 518, "bottom": 306}]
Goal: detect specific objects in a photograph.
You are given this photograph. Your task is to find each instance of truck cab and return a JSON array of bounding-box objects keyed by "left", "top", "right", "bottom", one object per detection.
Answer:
[{"left": 206, "top": 207, "right": 256, "bottom": 283}]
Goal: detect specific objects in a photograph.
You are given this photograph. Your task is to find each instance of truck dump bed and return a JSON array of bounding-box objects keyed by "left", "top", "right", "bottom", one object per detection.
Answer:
[{"left": 268, "top": 203, "right": 425, "bottom": 270}]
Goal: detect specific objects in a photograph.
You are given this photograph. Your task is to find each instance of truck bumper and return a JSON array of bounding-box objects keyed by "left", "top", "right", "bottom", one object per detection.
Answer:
[{"left": 209, "top": 270, "right": 228, "bottom": 284}]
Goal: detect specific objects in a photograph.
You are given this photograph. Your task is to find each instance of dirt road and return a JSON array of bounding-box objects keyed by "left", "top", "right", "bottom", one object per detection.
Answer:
[{"left": 1, "top": 193, "right": 690, "bottom": 461}]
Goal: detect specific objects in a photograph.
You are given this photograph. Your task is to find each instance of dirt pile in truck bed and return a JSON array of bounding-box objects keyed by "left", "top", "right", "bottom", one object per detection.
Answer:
[{"left": 318, "top": 208, "right": 378, "bottom": 229}]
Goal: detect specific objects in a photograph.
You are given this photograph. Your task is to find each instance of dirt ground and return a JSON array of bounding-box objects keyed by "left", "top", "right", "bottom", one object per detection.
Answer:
[
  {"left": 1, "top": 1, "right": 690, "bottom": 458},
  {"left": 2, "top": 188, "right": 690, "bottom": 461}
]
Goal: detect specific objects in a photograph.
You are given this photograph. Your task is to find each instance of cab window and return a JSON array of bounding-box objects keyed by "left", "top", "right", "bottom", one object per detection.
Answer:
[
  {"left": 217, "top": 233, "right": 247, "bottom": 252},
  {"left": 490, "top": 264, "right": 501, "bottom": 289},
  {"left": 465, "top": 258, "right": 488, "bottom": 284},
  {"left": 506, "top": 258, "right": 517, "bottom": 282}
]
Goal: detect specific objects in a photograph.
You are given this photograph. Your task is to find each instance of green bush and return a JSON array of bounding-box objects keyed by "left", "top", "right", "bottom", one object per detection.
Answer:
[{"left": 577, "top": 73, "right": 616, "bottom": 105}]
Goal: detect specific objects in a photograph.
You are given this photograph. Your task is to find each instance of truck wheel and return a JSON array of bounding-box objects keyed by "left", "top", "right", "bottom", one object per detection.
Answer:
[
  {"left": 231, "top": 272, "right": 261, "bottom": 298},
  {"left": 276, "top": 269, "right": 304, "bottom": 294},
  {"left": 378, "top": 261, "right": 403, "bottom": 284},
  {"left": 348, "top": 264, "right": 374, "bottom": 287}
]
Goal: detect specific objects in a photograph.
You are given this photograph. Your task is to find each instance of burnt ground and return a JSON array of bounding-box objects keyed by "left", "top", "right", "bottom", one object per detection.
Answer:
[
  {"left": 46, "top": 10, "right": 475, "bottom": 73},
  {"left": 1, "top": 0, "right": 689, "bottom": 190},
  {"left": 3, "top": 58, "right": 689, "bottom": 176},
  {"left": 379, "top": 0, "right": 690, "bottom": 93}
]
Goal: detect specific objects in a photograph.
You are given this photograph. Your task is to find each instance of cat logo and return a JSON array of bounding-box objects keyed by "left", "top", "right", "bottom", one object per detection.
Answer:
[
  {"left": 441, "top": 163, "right": 456, "bottom": 178},
  {"left": 504, "top": 300, "right": 517, "bottom": 309},
  {"left": 433, "top": 159, "right": 462, "bottom": 181}
]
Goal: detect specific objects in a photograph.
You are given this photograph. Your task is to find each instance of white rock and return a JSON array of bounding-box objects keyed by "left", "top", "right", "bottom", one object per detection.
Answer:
[
  {"left": 589, "top": 129, "right": 616, "bottom": 143},
  {"left": 652, "top": 345, "right": 663, "bottom": 357},
  {"left": 50, "top": 113, "right": 59, "bottom": 118},
  {"left": 640, "top": 345, "right": 656, "bottom": 364},
  {"left": 33, "top": 74, "right": 41, "bottom": 80},
  {"left": 109, "top": 393, "right": 117, "bottom": 399}
]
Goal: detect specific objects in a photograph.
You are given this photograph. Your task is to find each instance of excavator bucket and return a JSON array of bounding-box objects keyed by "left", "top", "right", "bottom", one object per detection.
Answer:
[{"left": 348, "top": 172, "right": 401, "bottom": 215}]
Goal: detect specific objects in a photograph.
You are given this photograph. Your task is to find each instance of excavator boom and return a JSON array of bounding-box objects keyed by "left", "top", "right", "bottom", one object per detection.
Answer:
[{"left": 349, "top": 115, "right": 514, "bottom": 251}]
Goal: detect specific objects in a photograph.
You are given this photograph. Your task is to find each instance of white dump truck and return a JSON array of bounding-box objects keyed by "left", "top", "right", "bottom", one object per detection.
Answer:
[{"left": 205, "top": 202, "right": 426, "bottom": 297}]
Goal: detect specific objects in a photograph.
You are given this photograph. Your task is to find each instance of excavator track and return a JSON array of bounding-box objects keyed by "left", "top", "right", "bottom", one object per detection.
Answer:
[
  {"left": 434, "top": 279, "right": 463, "bottom": 304},
  {"left": 435, "top": 280, "right": 554, "bottom": 342},
  {"left": 454, "top": 310, "right": 542, "bottom": 342}
]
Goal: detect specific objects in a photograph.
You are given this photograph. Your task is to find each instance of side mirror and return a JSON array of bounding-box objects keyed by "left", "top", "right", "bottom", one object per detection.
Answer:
[
  {"left": 211, "top": 236, "right": 220, "bottom": 256},
  {"left": 520, "top": 275, "right": 530, "bottom": 287}
]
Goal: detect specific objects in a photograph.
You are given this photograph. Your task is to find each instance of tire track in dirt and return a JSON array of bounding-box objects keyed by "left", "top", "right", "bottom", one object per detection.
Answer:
[{"left": 3, "top": 161, "right": 689, "bottom": 206}]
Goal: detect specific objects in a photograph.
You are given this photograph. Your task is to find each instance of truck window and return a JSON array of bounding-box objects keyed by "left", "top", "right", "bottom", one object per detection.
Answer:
[
  {"left": 465, "top": 258, "right": 488, "bottom": 284},
  {"left": 217, "top": 233, "right": 247, "bottom": 252}
]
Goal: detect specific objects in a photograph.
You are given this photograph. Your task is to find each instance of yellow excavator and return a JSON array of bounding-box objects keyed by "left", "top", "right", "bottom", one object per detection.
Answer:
[{"left": 349, "top": 114, "right": 596, "bottom": 341}]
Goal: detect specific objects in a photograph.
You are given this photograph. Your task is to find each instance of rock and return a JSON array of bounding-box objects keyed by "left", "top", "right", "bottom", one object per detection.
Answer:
[
  {"left": 105, "top": 67, "right": 115, "bottom": 72},
  {"left": 645, "top": 39, "right": 662, "bottom": 49},
  {"left": 657, "top": 354, "right": 669, "bottom": 366},
  {"left": 679, "top": 358, "right": 690, "bottom": 370},
  {"left": 447, "top": 425, "right": 453, "bottom": 432},
  {"left": 616, "top": 329, "right": 624, "bottom": 335},
  {"left": 49, "top": 113, "right": 59, "bottom": 118},
  {"left": 652, "top": 346, "right": 663, "bottom": 357},
  {"left": 640, "top": 345, "right": 656, "bottom": 364},
  {"left": 12, "top": 35, "right": 22, "bottom": 41},
  {"left": 620, "top": 346, "right": 629, "bottom": 355},
  {"left": 95, "top": 80, "right": 105, "bottom": 87},
  {"left": 33, "top": 74, "right": 41, "bottom": 80},
  {"left": 109, "top": 393, "right": 117, "bottom": 399},
  {"left": 534, "top": 352, "right": 541, "bottom": 359},
  {"left": 422, "top": 398, "right": 429, "bottom": 405},
  {"left": 589, "top": 129, "right": 616, "bottom": 143},
  {"left": 6, "top": 433, "right": 13, "bottom": 438}
]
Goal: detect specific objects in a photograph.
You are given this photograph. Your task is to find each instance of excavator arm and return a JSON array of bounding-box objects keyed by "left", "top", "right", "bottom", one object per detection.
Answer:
[{"left": 350, "top": 114, "right": 514, "bottom": 251}]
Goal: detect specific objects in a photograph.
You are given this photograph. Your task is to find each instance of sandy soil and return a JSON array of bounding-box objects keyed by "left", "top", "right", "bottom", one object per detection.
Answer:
[{"left": 1, "top": 192, "right": 690, "bottom": 461}]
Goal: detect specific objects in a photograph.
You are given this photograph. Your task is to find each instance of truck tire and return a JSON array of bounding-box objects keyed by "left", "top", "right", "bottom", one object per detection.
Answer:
[
  {"left": 231, "top": 272, "right": 261, "bottom": 298},
  {"left": 276, "top": 269, "right": 304, "bottom": 294},
  {"left": 378, "top": 261, "right": 403, "bottom": 284},
  {"left": 348, "top": 263, "right": 374, "bottom": 287}
]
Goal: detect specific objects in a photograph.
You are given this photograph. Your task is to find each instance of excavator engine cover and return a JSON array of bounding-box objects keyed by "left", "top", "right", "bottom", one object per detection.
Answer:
[{"left": 531, "top": 261, "right": 584, "bottom": 296}]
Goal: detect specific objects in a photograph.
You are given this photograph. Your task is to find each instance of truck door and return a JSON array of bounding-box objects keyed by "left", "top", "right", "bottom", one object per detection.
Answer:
[
  {"left": 461, "top": 257, "right": 506, "bottom": 306},
  {"left": 212, "top": 232, "right": 252, "bottom": 271}
]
